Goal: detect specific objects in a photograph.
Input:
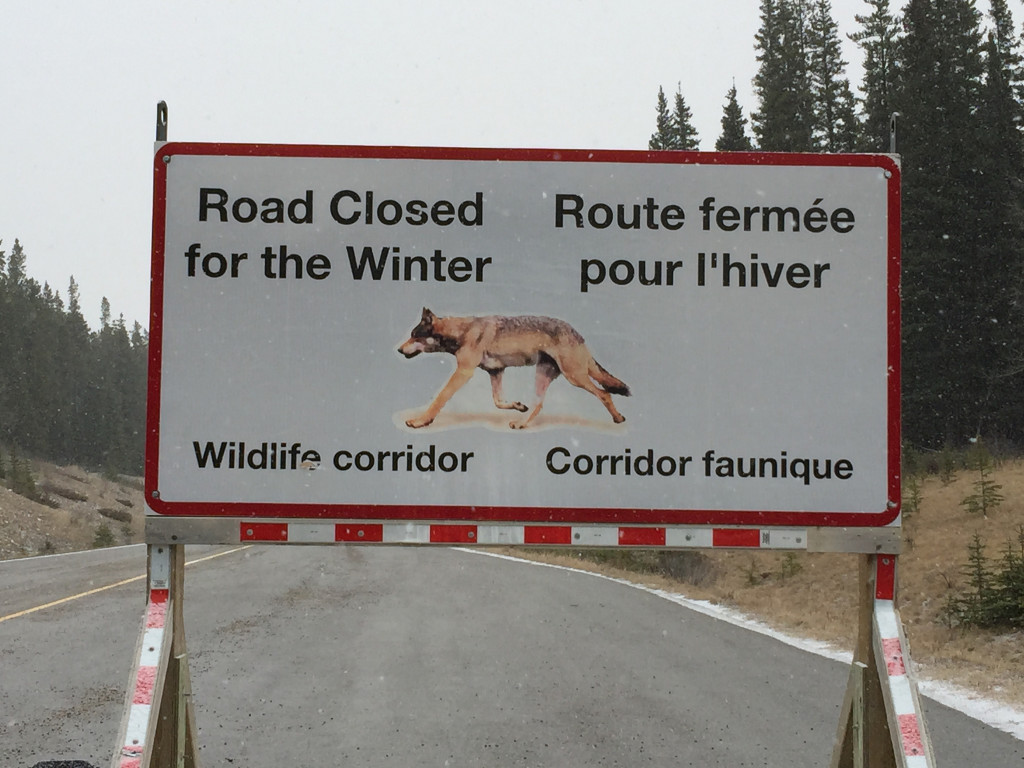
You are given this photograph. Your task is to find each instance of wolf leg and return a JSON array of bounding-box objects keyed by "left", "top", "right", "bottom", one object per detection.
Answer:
[
  {"left": 489, "top": 370, "right": 528, "bottom": 412},
  {"left": 406, "top": 365, "right": 475, "bottom": 428},
  {"left": 559, "top": 352, "right": 626, "bottom": 424},
  {"left": 511, "top": 358, "right": 560, "bottom": 429}
]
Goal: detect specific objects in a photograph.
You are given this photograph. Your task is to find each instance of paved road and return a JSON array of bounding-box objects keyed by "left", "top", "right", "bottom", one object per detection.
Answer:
[{"left": 1, "top": 545, "right": 1021, "bottom": 766}]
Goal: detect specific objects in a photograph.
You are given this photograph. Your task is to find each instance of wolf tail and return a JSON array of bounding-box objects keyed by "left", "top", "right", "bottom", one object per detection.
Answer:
[{"left": 589, "top": 360, "right": 631, "bottom": 396}]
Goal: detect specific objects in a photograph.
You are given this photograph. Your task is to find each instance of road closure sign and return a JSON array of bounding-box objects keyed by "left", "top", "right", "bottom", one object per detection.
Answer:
[{"left": 147, "top": 144, "right": 900, "bottom": 528}]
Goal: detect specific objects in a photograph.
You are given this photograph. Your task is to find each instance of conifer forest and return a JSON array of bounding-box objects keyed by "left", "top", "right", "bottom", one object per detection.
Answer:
[
  {"left": 653, "top": 0, "right": 1024, "bottom": 451},
  {"left": 0, "top": 239, "right": 147, "bottom": 474}
]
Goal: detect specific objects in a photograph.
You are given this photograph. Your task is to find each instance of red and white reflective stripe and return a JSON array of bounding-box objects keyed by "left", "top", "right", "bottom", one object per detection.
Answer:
[
  {"left": 875, "top": 555, "right": 897, "bottom": 600},
  {"left": 119, "top": 588, "right": 169, "bottom": 768},
  {"left": 238, "top": 522, "right": 808, "bottom": 549},
  {"left": 875, "top": 599, "right": 933, "bottom": 768}
]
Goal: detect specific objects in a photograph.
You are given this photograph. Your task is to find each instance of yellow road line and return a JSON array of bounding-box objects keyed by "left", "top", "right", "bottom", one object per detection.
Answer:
[{"left": 0, "top": 546, "right": 251, "bottom": 624}]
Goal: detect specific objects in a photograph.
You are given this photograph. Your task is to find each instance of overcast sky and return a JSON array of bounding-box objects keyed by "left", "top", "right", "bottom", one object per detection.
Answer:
[{"left": 2, "top": 0, "right": 1020, "bottom": 331}]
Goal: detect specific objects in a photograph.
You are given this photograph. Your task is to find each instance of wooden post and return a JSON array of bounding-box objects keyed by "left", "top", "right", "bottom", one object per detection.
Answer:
[
  {"left": 852, "top": 661, "right": 867, "bottom": 768},
  {"left": 830, "top": 554, "right": 897, "bottom": 768},
  {"left": 149, "top": 545, "right": 201, "bottom": 768}
]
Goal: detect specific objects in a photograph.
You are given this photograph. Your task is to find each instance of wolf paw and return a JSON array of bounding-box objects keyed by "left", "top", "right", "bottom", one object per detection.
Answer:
[
  {"left": 509, "top": 420, "right": 529, "bottom": 430},
  {"left": 406, "top": 415, "right": 434, "bottom": 428},
  {"left": 496, "top": 401, "right": 528, "bottom": 412}
]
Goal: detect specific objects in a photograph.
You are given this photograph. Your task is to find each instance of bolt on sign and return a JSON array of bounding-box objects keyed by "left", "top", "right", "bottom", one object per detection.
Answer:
[{"left": 147, "top": 144, "right": 900, "bottom": 529}]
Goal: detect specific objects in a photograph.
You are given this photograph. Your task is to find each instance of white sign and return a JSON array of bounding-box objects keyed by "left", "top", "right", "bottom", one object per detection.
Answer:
[{"left": 147, "top": 144, "right": 900, "bottom": 528}]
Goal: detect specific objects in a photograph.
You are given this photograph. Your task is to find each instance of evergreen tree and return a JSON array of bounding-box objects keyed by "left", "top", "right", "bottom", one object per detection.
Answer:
[
  {"left": 716, "top": 84, "right": 755, "bottom": 150},
  {"left": 807, "top": 0, "right": 860, "bottom": 150},
  {"left": 850, "top": 0, "right": 902, "bottom": 151},
  {"left": 960, "top": 440, "right": 1005, "bottom": 515},
  {"left": 0, "top": 241, "right": 8, "bottom": 443},
  {"left": 897, "top": 0, "right": 989, "bottom": 446},
  {"left": 67, "top": 276, "right": 81, "bottom": 316},
  {"left": 977, "top": 0, "right": 1024, "bottom": 435},
  {"left": 650, "top": 85, "right": 701, "bottom": 150},
  {"left": 649, "top": 87, "right": 676, "bottom": 150},
  {"left": 959, "top": 533, "right": 999, "bottom": 626},
  {"left": 672, "top": 87, "right": 701, "bottom": 149},
  {"left": 947, "top": 528, "right": 1024, "bottom": 628},
  {"left": 51, "top": 276, "right": 92, "bottom": 463},
  {"left": 6, "top": 444, "right": 38, "bottom": 499},
  {"left": 992, "top": 528, "right": 1024, "bottom": 627},
  {"left": 100, "top": 296, "right": 111, "bottom": 330},
  {"left": 752, "top": 0, "right": 816, "bottom": 150},
  {"left": 7, "top": 239, "right": 27, "bottom": 287},
  {"left": 86, "top": 301, "right": 127, "bottom": 470},
  {"left": 1, "top": 240, "right": 47, "bottom": 453}
]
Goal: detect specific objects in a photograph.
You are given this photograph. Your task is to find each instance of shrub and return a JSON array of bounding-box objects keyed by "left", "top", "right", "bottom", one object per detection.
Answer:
[
  {"left": 960, "top": 440, "right": 1004, "bottom": 516},
  {"left": 657, "top": 551, "right": 717, "bottom": 586},
  {"left": 98, "top": 507, "right": 132, "bottom": 524},
  {"left": 40, "top": 483, "right": 88, "bottom": 502},
  {"left": 118, "top": 476, "right": 145, "bottom": 492},
  {"left": 779, "top": 552, "right": 804, "bottom": 580},
  {"left": 545, "top": 548, "right": 719, "bottom": 587},
  {"left": 938, "top": 442, "right": 960, "bottom": 485},
  {"left": 5, "top": 447, "right": 57, "bottom": 506},
  {"left": 7, "top": 445, "right": 36, "bottom": 497},
  {"left": 580, "top": 549, "right": 661, "bottom": 573},
  {"left": 902, "top": 474, "right": 923, "bottom": 521},
  {"left": 944, "top": 529, "right": 1024, "bottom": 630},
  {"left": 92, "top": 524, "right": 116, "bottom": 549}
]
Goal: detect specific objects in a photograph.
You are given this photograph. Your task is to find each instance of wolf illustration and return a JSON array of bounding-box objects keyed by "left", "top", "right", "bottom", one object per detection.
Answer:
[{"left": 397, "top": 308, "right": 630, "bottom": 429}]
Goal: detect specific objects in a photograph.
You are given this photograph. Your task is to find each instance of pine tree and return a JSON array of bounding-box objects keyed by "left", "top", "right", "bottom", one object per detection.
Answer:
[
  {"left": 0, "top": 242, "right": 9, "bottom": 448},
  {"left": 650, "top": 85, "right": 701, "bottom": 150},
  {"left": 672, "top": 87, "right": 701, "bottom": 149},
  {"left": 850, "top": 0, "right": 902, "bottom": 151},
  {"left": 1, "top": 241, "right": 49, "bottom": 453},
  {"left": 131, "top": 321, "right": 148, "bottom": 348},
  {"left": 55, "top": 275, "right": 93, "bottom": 464},
  {"left": 6, "top": 444, "right": 37, "bottom": 499},
  {"left": 7, "top": 239, "right": 27, "bottom": 287},
  {"left": 716, "top": 84, "right": 755, "bottom": 150},
  {"left": 959, "top": 532, "right": 999, "bottom": 626},
  {"left": 752, "top": 0, "right": 815, "bottom": 150},
  {"left": 980, "top": 0, "right": 1023, "bottom": 168},
  {"left": 100, "top": 296, "right": 111, "bottom": 330},
  {"left": 67, "top": 276, "right": 81, "bottom": 316},
  {"left": 807, "top": 0, "right": 860, "bottom": 151},
  {"left": 649, "top": 87, "right": 676, "bottom": 150},
  {"left": 992, "top": 532, "right": 1024, "bottom": 627},
  {"left": 960, "top": 440, "right": 1004, "bottom": 515},
  {"left": 977, "top": 0, "right": 1024, "bottom": 436},
  {"left": 897, "top": 0, "right": 990, "bottom": 446},
  {"left": 947, "top": 528, "right": 1024, "bottom": 628}
]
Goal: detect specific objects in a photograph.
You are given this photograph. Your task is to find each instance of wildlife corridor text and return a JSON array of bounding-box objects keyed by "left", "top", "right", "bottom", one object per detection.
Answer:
[
  {"left": 190, "top": 441, "right": 855, "bottom": 487},
  {"left": 181, "top": 187, "right": 851, "bottom": 292}
]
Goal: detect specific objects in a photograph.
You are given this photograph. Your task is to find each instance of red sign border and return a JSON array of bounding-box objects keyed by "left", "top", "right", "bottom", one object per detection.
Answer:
[{"left": 146, "top": 143, "right": 901, "bottom": 528}]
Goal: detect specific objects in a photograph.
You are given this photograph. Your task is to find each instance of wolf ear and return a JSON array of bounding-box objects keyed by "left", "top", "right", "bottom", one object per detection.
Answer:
[{"left": 421, "top": 307, "right": 436, "bottom": 322}]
